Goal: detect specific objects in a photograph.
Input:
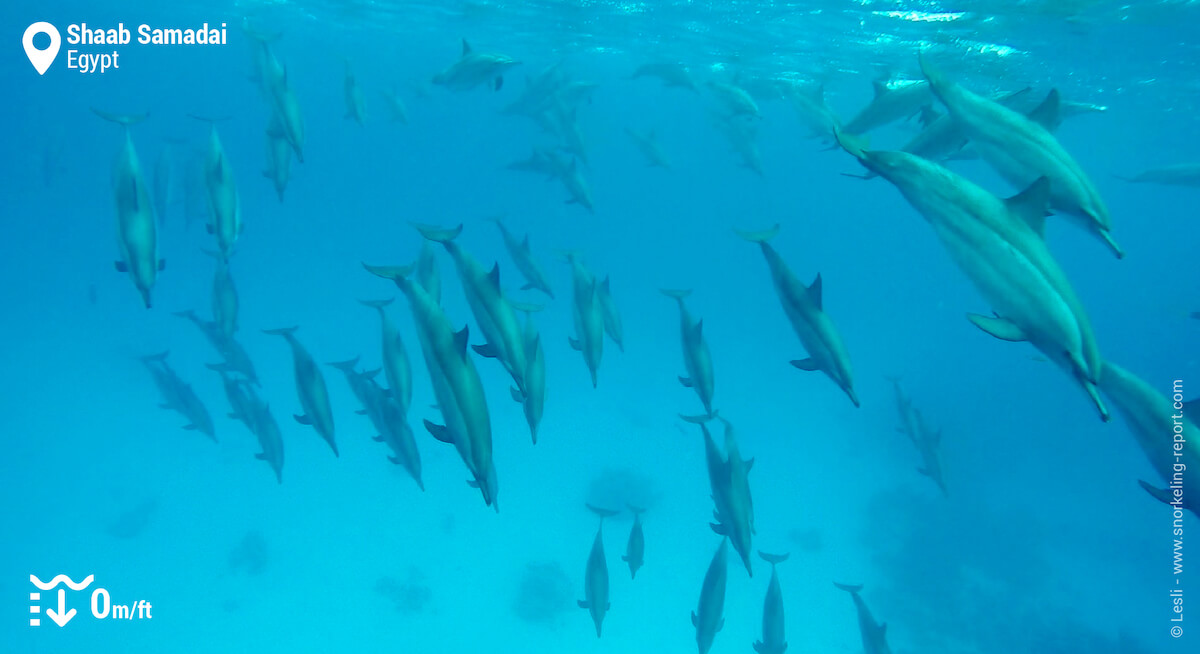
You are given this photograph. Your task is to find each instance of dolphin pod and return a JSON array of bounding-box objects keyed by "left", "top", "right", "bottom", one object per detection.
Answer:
[
  {"left": 835, "top": 130, "right": 1109, "bottom": 421},
  {"left": 738, "top": 224, "right": 859, "bottom": 408},
  {"left": 93, "top": 108, "right": 163, "bottom": 308}
]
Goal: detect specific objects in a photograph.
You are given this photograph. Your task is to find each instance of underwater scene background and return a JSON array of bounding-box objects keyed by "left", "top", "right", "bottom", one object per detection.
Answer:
[{"left": 3, "top": 0, "right": 1198, "bottom": 652}]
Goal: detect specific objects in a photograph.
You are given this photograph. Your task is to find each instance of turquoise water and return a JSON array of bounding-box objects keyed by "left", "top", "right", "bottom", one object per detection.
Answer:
[{"left": 3, "top": 1, "right": 1197, "bottom": 652}]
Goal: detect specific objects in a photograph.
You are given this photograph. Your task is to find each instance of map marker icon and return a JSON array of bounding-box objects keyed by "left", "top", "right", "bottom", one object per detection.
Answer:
[{"left": 23, "top": 22, "right": 60, "bottom": 75}]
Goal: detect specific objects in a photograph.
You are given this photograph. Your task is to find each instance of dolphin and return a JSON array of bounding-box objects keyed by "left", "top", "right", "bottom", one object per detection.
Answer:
[
  {"left": 662, "top": 289, "right": 715, "bottom": 416},
  {"left": 343, "top": 61, "right": 366, "bottom": 124},
  {"left": 241, "top": 381, "right": 285, "bottom": 484},
  {"left": 549, "top": 100, "right": 589, "bottom": 167},
  {"left": 920, "top": 56, "right": 1121, "bottom": 258},
  {"left": 242, "top": 21, "right": 285, "bottom": 95},
  {"left": 565, "top": 252, "right": 604, "bottom": 387},
  {"left": 737, "top": 224, "right": 859, "bottom": 407},
  {"left": 912, "top": 410, "right": 949, "bottom": 496},
  {"left": 416, "top": 241, "right": 441, "bottom": 303},
  {"left": 623, "top": 505, "right": 646, "bottom": 579},
  {"left": 380, "top": 87, "right": 409, "bottom": 124},
  {"left": 718, "top": 115, "right": 765, "bottom": 177},
  {"left": 93, "top": 109, "right": 162, "bottom": 308},
  {"left": 328, "top": 358, "right": 423, "bottom": 490},
  {"left": 597, "top": 276, "right": 625, "bottom": 352},
  {"left": 266, "top": 65, "right": 306, "bottom": 163},
  {"left": 488, "top": 217, "right": 555, "bottom": 298},
  {"left": 360, "top": 298, "right": 414, "bottom": 415},
  {"left": 140, "top": 352, "right": 215, "bottom": 440},
  {"left": 205, "top": 251, "right": 239, "bottom": 336},
  {"left": 510, "top": 302, "right": 545, "bottom": 444},
  {"left": 785, "top": 82, "right": 841, "bottom": 141},
  {"left": 415, "top": 223, "right": 530, "bottom": 397},
  {"left": 364, "top": 262, "right": 497, "bottom": 509},
  {"left": 707, "top": 80, "right": 761, "bottom": 118},
  {"left": 843, "top": 78, "right": 933, "bottom": 135},
  {"left": 206, "top": 362, "right": 257, "bottom": 432},
  {"left": 711, "top": 414, "right": 755, "bottom": 577},
  {"left": 625, "top": 127, "right": 672, "bottom": 169},
  {"left": 500, "top": 61, "right": 567, "bottom": 118},
  {"left": 559, "top": 157, "right": 595, "bottom": 211},
  {"left": 693, "top": 538, "right": 729, "bottom": 654},
  {"left": 505, "top": 148, "right": 562, "bottom": 179},
  {"left": 834, "top": 583, "right": 892, "bottom": 654},
  {"left": 432, "top": 39, "right": 519, "bottom": 92},
  {"left": 263, "top": 326, "right": 338, "bottom": 456},
  {"left": 885, "top": 376, "right": 921, "bottom": 445},
  {"left": 1115, "top": 163, "right": 1200, "bottom": 187},
  {"left": 1098, "top": 361, "right": 1200, "bottom": 517},
  {"left": 835, "top": 131, "right": 1108, "bottom": 421},
  {"left": 579, "top": 504, "right": 619, "bottom": 637},
  {"left": 631, "top": 62, "right": 697, "bottom": 91},
  {"left": 192, "top": 116, "right": 242, "bottom": 261},
  {"left": 263, "top": 113, "right": 292, "bottom": 202},
  {"left": 754, "top": 551, "right": 789, "bottom": 654},
  {"left": 175, "top": 310, "right": 260, "bottom": 385}
]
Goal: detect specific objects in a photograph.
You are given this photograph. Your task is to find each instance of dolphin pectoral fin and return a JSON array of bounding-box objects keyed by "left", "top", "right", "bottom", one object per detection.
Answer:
[
  {"left": 710, "top": 522, "right": 728, "bottom": 535},
  {"left": 472, "top": 343, "right": 500, "bottom": 358},
  {"left": 183, "top": 424, "right": 198, "bottom": 430},
  {"left": 372, "top": 434, "right": 385, "bottom": 442},
  {"left": 679, "top": 376, "right": 694, "bottom": 388},
  {"left": 691, "top": 611, "right": 698, "bottom": 627},
  {"left": 753, "top": 641, "right": 767, "bottom": 654},
  {"left": 423, "top": 419, "right": 454, "bottom": 444},
  {"left": 521, "top": 282, "right": 536, "bottom": 290},
  {"left": 917, "top": 466, "right": 930, "bottom": 477},
  {"left": 294, "top": 414, "right": 313, "bottom": 425},
  {"left": 568, "top": 337, "right": 582, "bottom": 351},
  {"left": 205, "top": 224, "right": 214, "bottom": 234},
  {"left": 578, "top": 600, "right": 590, "bottom": 609},
  {"left": 356, "top": 409, "right": 368, "bottom": 416},
  {"left": 1026, "top": 89, "right": 1062, "bottom": 131},
  {"left": 510, "top": 386, "right": 525, "bottom": 403},
  {"left": 966, "top": 313, "right": 1027, "bottom": 342},
  {"left": 790, "top": 358, "right": 820, "bottom": 371},
  {"left": 115, "top": 261, "right": 129, "bottom": 273},
  {"left": 621, "top": 554, "right": 629, "bottom": 562},
  {"left": 388, "top": 455, "right": 401, "bottom": 465},
  {"left": 1138, "top": 479, "right": 1174, "bottom": 506},
  {"left": 254, "top": 453, "right": 267, "bottom": 460}
]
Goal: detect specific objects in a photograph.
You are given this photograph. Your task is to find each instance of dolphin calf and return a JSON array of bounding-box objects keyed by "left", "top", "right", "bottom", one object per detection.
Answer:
[
  {"left": 625, "top": 127, "right": 671, "bottom": 169},
  {"left": 488, "top": 217, "right": 554, "bottom": 298},
  {"left": 597, "top": 276, "right": 625, "bottom": 353},
  {"left": 631, "top": 62, "right": 697, "bottom": 91},
  {"left": 364, "top": 262, "right": 497, "bottom": 509},
  {"left": 206, "top": 251, "right": 239, "bottom": 336},
  {"left": 433, "top": 39, "right": 519, "bottom": 92},
  {"left": 738, "top": 224, "right": 859, "bottom": 407},
  {"left": 834, "top": 583, "right": 892, "bottom": 654},
  {"left": 141, "top": 352, "right": 215, "bottom": 440},
  {"left": 662, "top": 289, "right": 715, "bottom": 416},
  {"left": 623, "top": 505, "right": 645, "bottom": 580},
  {"left": 415, "top": 223, "right": 530, "bottom": 397},
  {"left": 263, "top": 326, "right": 338, "bottom": 456},
  {"left": 344, "top": 61, "right": 366, "bottom": 124},
  {"left": 693, "top": 538, "right": 729, "bottom": 654},
  {"left": 579, "top": 504, "right": 618, "bottom": 637},
  {"left": 360, "top": 298, "right": 414, "bottom": 415},
  {"left": 1115, "top": 163, "right": 1200, "bottom": 187},
  {"left": 843, "top": 78, "right": 933, "bottom": 135},
  {"left": 1098, "top": 361, "right": 1199, "bottom": 517},
  {"left": 920, "top": 56, "right": 1121, "bottom": 258},
  {"left": 835, "top": 132, "right": 1108, "bottom": 421},
  {"left": 565, "top": 252, "right": 604, "bottom": 387},
  {"left": 754, "top": 551, "right": 789, "bottom": 654},
  {"left": 192, "top": 116, "right": 243, "bottom": 261},
  {"left": 93, "top": 109, "right": 162, "bottom": 308}
]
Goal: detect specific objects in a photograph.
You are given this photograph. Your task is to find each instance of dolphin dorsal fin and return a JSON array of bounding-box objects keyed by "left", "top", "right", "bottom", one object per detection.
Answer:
[
  {"left": 453, "top": 325, "right": 470, "bottom": 358},
  {"left": 693, "top": 319, "right": 704, "bottom": 339},
  {"left": 461, "top": 39, "right": 472, "bottom": 56},
  {"left": 487, "top": 263, "right": 501, "bottom": 290},
  {"left": 1027, "top": 89, "right": 1062, "bottom": 131},
  {"left": 808, "top": 274, "right": 823, "bottom": 309},
  {"left": 871, "top": 78, "right": 889, "bottom": 98},
  {"left": 1005, "top": 177, "right": 1052, "bottom": 238}
]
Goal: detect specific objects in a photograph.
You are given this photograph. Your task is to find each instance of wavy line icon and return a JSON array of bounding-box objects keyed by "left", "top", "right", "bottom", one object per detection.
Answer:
[{"left": 30, "top": 574, "right": 94, "bottom": 591}]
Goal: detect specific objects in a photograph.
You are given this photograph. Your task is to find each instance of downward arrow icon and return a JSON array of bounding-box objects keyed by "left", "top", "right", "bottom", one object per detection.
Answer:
[{"left": 45, "top": 589, "right": 76, "bottom": 627}]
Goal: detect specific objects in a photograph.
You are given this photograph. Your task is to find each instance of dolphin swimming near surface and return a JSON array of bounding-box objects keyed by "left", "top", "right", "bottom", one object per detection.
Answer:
[
  {"left": 93, "top": 108, "right": 163, "bottom": 308},
  {"left": 578, "top": 504, "right": 619, "bottom": 637},
  {"left": 565, "top": 252, "right": 604, "bottom": 387},
  {"left": 263, "top": 326, "right": 338, "bottom": 456},
  {"left": 630, "top": 62, "right": 697, "bottom": 90},
  {"left": 920, "top": 55, "right": 1122, "bottom": 258},
  {"left": 364, "top": 262, "right": 497, "bottom": 510},
  {"left": 1098, "top": 361, "right": 1199, "bottom": 517},
  {"left": 737, "top": 224, "right": 859, "bottom": 407},
  {"left": 835, "top": 130, "right": 1108, "bottom": 421},
  {"left": 707, "top": 80, "right": 761, "bottom": 118},
  {"left": 662, "top": 289, "right": 715, "bottom": 416},
  {"left": 488, "top": 217, "right": 555, "bottom": 299},
  {"left": 835, "top": 582, "right": 892, "bottom": 654},
  {"left": 754, "top": 551, "right": 789, "bottom": 654},
  {"left": 433, "top": 39, "right": 519, "bottom": 92},
  {"left": 693, "top": 538, "right": 729, "bottom": 654},
  {"left": 843, "top": 77, "right": 933, "bottom": 135},
  {"left": 140, "top": 351, "right": 215, "bottom": 440},
  {"left": 623, "top": 505, "right": 646, "bottom": 579}
]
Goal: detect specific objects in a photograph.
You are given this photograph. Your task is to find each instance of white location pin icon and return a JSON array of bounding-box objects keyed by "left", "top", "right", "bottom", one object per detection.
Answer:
[{"left": 23, "top": 22, "right": 61, "bottom": 76}]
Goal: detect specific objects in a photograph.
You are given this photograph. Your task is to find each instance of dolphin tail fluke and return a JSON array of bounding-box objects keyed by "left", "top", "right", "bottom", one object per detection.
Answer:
[
  {"left": 363, "top": 262, "right": 414, "bottom": 281},
  {"left": 140, "top": 350, "right": 170, "bottom": 363},
  {"left": 659, "top": 288, "right": 692, "bottom": 300},
  {"left": 91, "top": 108, "right": 149, "bottom": 127},
  {"left": 758, "top": 551, "right": 790, "bottom": 566},
  {"left": 358, "top": 298, "right": 394, "bottom": 310},
  {"left": 586, "top": 503, "right": 620, "bottom": 519},
  {"left": 627, "top": 504, "right": 646, "bottom": 515},
  {"left": 326, "top": 357, "right": 361, "bottom": 371},
  {"left": 734, "top": 224, "right": 780, "bottom": 243},
  {"left": 412, "top": 222, "right": 463, "bottom": 243},
  {"left": 262, "top": 326, "right": 299, "bottom": 337},
  {"left": 834, "top": 582, "right": 863, "bottom": 594},
  {"left": 679, "top": 412, "right": 716, "bottom": 424}
]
